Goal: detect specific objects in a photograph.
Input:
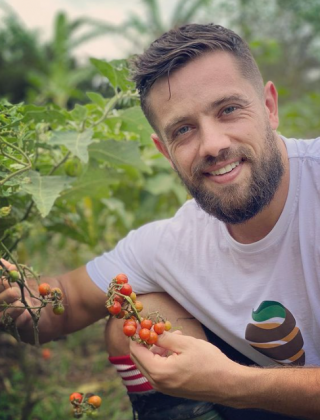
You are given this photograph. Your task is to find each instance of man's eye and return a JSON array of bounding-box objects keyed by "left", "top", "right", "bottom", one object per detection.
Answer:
[
  {"left": 175, "top": 126, "right": 191, "bottom": 137},
  {"left": 223, "top": 106, "right": 238, "bottom": 115}
]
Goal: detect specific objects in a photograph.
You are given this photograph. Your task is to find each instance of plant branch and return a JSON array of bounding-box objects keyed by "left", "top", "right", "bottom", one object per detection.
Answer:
[
  {"left": 48, "top": 151, "right": 71, "bottom": 176},
  {"left": 0, "top": 164, "right": 32, "bottom": 186}
]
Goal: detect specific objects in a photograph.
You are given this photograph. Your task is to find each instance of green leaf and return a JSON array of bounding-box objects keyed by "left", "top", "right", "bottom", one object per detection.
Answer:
[
  {"left": 118, "top": 106, "right": 153, "bottom": 145},
  {"left": 70, "top": 104, "right": 88, "bottom": 121},
  {"left": 90, "top": 58, "right": 118, "bottom": 90},
  {"left": 49, "top": 129, "right": 93, "bottom": 163},
  {"left": 144, "top": 173, "right": 187, "bottom": 203},
  {"left": 90, "top": 58, "right": 134, "bottom": 92},
  {"left": 89, "top": 140, "right": 150, "bottom": 173},
  {"left": 21, "top": 171, "right": 73, "bottom": 217},
  {"left": 22, "top": 105, "right": 66, "bottom": 124},
  {"left": 60, "top": 167, "right": 120, "bottom": 202},
  {"left": 86, "top": 92, "right": 106, "bottom": 108}
]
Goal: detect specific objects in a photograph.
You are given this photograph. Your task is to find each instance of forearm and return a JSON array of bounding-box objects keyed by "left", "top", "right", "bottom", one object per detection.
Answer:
[
  {"left": 12, "top": 266, "right": 108, "bottom": 345},
  {"left": 230, "top": 365, "right": 320, "bottom": 419}
]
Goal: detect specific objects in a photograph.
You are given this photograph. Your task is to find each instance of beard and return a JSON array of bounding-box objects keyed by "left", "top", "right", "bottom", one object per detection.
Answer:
[{"left": 173, "top": 126, "right": 284, "bottom": 224}]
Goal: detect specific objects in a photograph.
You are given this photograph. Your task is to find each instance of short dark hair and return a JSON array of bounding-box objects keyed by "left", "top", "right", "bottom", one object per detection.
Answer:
[{"left": 131, "top": 23, "right": 264, "bottom": 129}]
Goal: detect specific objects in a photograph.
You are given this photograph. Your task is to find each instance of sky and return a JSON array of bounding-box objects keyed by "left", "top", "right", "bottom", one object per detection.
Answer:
[{"left": 0, "top": 0, "right": 176, "bottom": 60}]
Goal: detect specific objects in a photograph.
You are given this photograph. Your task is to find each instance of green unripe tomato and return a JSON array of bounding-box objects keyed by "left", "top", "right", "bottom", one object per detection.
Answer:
[
  {"left": 64, "top": 159, "right": 82, "bottom": 177},
  {"left": 9, "top": 270, "right": 20, "bottom": 282},
  {"left": 86, "top": 410, "right": 99, "bottom": 418},
  {"left": 53, "top": 303, "right": 65, "bottom": 315}
]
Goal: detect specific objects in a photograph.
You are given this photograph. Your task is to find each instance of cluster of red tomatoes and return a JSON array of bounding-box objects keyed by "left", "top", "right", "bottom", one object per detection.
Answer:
[
  {"left": 38, "top": 282, "right": 65, "bottom": 315},
  {"left": 106, "top": 273, "right": 172, "bottom": 347},
  {"left": 69, "top": 392, "right": 102, "bottom": 418}
]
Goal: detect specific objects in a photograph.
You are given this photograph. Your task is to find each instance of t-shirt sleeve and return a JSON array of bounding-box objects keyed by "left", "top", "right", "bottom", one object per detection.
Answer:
[{"left": 86, "top": 221, "right": 166, "bottom": 294}]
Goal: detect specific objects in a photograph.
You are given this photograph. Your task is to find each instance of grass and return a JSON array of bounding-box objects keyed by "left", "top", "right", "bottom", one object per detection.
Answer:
[{"left": 0, "top": 319, "right": 133, "bottom": 420}]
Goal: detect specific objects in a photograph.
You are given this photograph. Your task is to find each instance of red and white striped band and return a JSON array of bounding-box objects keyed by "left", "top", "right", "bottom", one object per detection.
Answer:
[{"left": 109, "top": 355, "right": 154, "bottom": 393}]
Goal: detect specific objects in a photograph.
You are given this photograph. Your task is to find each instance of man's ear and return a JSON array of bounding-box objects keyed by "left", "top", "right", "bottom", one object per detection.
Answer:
[
  {"left": 264, "top": 81, "right": 279, "bottom": 130},
  {"left": 151, "top": 134, "right": 175, "bottom": 170}
]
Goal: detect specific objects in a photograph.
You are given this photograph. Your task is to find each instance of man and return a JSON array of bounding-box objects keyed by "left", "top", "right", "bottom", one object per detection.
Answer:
[{"left": 1, "top": 23, "right": 320, "bottom": 419}]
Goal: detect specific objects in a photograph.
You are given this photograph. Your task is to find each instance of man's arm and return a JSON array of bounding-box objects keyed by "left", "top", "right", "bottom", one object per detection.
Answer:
[
  {"left": 130, "top": 332, "right": 320, "bottom": 420},
  {"left": 0, "top": 261, "right": 108, "bottom": 344}
]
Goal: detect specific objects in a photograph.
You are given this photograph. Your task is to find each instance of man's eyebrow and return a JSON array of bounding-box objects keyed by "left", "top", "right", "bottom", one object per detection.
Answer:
[
  {"left": 205, "top": 94, "right": 250, "bottom": 112},
  {"left": 163, "top": 94, "right": 250, "bottom": 138}
]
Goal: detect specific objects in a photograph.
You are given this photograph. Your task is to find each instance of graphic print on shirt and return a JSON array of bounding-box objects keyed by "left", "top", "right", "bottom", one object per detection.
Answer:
[{"left": 245, "top": 301, "right": 305, "bottom": 366}]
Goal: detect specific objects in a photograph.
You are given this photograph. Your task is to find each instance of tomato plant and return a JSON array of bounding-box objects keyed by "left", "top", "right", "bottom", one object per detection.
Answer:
[{"left": 105, "top": 273, "right": 173, "bottom": 348}]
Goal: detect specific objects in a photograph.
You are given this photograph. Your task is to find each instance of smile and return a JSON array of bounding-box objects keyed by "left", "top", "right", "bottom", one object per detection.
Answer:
[{"left": 208, "top": 161, "right": 240, "bottom": 176}]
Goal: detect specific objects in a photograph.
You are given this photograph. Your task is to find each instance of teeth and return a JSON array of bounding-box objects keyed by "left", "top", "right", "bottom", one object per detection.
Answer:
[{"left": 209, "top": 161, "right": 240, "bottom": 176}]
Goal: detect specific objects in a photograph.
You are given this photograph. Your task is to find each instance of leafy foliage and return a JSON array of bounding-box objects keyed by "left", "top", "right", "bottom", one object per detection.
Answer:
[{"left": 0, "top": 58, "right": 186, "bottom": 262}]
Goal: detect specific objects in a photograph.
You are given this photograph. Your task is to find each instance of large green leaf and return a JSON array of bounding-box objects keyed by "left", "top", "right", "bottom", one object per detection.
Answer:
[
  {"left": 60, "top": 166, "right": 121, "bottom": 202},
  {"left": 22, "top": 105, "right": 66, "bottom": 124},
  {"left": 118, "top": 106, "right": 153, "bottom": 145},
  {"left": 21, "top": 171, "right": 72, "bottom": 217},
  {"left": 49, "top": 129, "right": 93, "bottom": 163},
  {"left": 90, "top": 58, "right": 134, "bottom": 92},
  {"left": 144, "top": 173, "right": 187, "bottom": 204},
  {"left": 89, "top": 140, "right": 150, "bottom": 173}
]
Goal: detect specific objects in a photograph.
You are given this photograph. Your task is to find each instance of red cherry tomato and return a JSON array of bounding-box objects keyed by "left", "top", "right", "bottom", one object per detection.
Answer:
[
  {"left": 115, "top": 273, "right": 128, "bottom": 284},
  {"left": 107, "top": 301, "right": 122, "bottom": 315},
  {"left": 123, "top": 324, "right": 137, "bottom": 337},
  {"left": 154, "top": 322, "right": 165, "bottom": 335},
  {"left": 146, "top": 331, "right": 158, "bottom": 345},
  {"left": 117, "top": 309, "right": 128, "bottom": 319},
  {"left": 124, "top": 319, "right": 137, "bottom": 328},
  {"left": 114, "top": 294, "right": 124, "bottom": 304},
  {"left": 141, "top": 319, "right": 153, "bottom": 330},
  {"left": 88, "top": 395, "right": 102, "bottom": 408},
  {"left": 41, "top": 348, "right": 51, "bottom": 360},
  {"left": 139, "top": 328, "right": 151, "bottom": 341},
  {"left": 69, "top": 392, "right": 83, "bottom": 403},
  {"left": 119, "top": 283, "right": 132, "bottom": 296},
  {"left": 38, "top": 283, "right": 51, "bottom": 297}
]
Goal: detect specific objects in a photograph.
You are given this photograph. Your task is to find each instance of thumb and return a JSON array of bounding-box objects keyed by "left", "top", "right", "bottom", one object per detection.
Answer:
[{"left": 151, "top": 330, "right": 188, "bottom": 353}]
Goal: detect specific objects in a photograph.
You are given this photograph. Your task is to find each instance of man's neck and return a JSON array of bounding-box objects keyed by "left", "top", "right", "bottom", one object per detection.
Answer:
[{"left": 227, "top": 138, "right": 290, "bottom": 245}]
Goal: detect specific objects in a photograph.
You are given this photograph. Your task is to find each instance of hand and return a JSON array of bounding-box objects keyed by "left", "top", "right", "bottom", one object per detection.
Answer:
[
  {"left": 130, "top": 330, "right": 246, "bottom": 404},
  {"left": 0, "top": 259, "right": 34, "bottom": 329}
]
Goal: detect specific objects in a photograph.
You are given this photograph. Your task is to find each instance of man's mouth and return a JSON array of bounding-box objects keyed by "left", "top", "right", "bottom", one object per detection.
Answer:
[{"left": 204, "top": 158, "right": 245, "bottom": 177}]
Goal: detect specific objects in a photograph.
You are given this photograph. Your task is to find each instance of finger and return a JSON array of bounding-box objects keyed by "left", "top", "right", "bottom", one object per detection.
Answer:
[
  {"left": 150, "top": 330, "right": 190, "bottom": 353},
  {"left": 0, "top": 299, "right": 26, "bottom": 321},
  {"left": 150, "top": 330, "right": 183, "bottom": 356},
  {"left": 0, "top": 285, "right": 21, "bottom": 312},
  {"left": 130, "top": 340, "right": 159, "bottom": 379},
  {"left": 0, "top": 259, "right": 17, "bottom": 271}
]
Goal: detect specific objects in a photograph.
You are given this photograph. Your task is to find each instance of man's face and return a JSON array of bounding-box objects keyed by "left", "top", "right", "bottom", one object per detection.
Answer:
[{"left": 148, "top": 52, "right": 284, "bottom": 224}]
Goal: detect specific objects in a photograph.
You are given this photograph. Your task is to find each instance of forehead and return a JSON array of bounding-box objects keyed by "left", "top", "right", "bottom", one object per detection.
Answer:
[{"left": 147, "top": 51, "right": 256, "bottom": 135}]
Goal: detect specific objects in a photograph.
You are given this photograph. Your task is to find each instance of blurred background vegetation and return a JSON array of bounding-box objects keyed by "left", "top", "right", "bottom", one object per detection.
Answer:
[{"left": 1, "top": 0, "right": 320, "bottom": 419}]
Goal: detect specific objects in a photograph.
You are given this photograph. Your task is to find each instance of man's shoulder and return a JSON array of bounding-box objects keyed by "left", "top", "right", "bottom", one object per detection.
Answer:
[{"left": 282, "top": 135, "right": 320, "bottom": 159}]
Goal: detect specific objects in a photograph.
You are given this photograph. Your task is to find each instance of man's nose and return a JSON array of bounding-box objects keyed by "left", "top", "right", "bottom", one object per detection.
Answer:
[{"left": 198, "top": 122, "right": 231, "bottom": 158}]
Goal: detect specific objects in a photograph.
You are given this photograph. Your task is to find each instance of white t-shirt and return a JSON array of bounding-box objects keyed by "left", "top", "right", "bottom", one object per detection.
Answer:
[{"left": 87, "top": 136, "right": 320, "bottom": 367}]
